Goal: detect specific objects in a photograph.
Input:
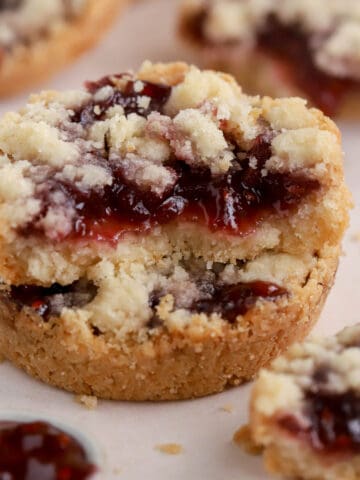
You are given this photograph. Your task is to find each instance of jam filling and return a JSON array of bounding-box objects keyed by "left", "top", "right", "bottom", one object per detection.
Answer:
[
  {"left": 0, "top": 421, "right": 96, "bottom": 480},
  {"left": 278, "top": 391, "right": 360, "bottom": 455},
  {"left": 187, "top": 11, "right": 358, "bottom": 115},
  {"left": 191, "top": 280, "right": 286, "bottom": 323},
  {"left": 73, "top": 75, "right": 172, "bottom": 125},
  {"left": 10, "top": 280, "right": 97, "bottom": 321},
  {"left": 25, "top": 128, "right": 320, "bottom": 243},
  {"left": 149, "top": 279, "right": 286, "bottom": 326}
]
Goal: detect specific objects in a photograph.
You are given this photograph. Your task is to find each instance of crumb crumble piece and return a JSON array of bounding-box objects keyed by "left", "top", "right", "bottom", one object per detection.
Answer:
[
  {"left": 155, "top": 443, "right": 184, "bottom": 455},
  {"left": 233, "top": 425, "right": 263, "bottom": 456},
  {"left": 75, "top": 394, "right": 98, "bottom": 410},
  {"left": 220, "top": 404, "right": 234, "bottom": 413}
]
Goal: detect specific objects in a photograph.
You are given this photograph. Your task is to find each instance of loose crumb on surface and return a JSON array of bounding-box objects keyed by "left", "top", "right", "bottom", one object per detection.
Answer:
[
  {"left": 351, "top": 232, "right": 360, "bottom": 242},
  {"left": 233, "top": 425, "right": 263, "bottom": 456},
  {"left": 220, "top": 404, "right": 234, "bottom": 413},
  {"left": 155, "top": 443, "right": 184, "bottom": 455},
  {"left": 113, "top": 467, "right": 122, "bottom": 475},
  {"left": 74, "top": 394, "right": 98, "bottom": 410}
]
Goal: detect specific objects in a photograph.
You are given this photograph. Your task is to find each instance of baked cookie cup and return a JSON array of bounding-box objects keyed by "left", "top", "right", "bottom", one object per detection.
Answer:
[
  {"left": 179, "top": 0, "right": 360, "bottom": 118},
  {"left": 0, "top": 62, "right": 351, "bottom": 400},
  {"left": 0, "top": 0, "right": 128, "bottom": 97},
  {"left": 0, "top": 246, "right": 339, "bottom": 400}
]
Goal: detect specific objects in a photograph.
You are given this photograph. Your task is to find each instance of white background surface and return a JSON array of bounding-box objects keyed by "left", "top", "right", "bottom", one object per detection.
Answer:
[{"left": 0, "top": 1, "right": 359, "bottom": 478}]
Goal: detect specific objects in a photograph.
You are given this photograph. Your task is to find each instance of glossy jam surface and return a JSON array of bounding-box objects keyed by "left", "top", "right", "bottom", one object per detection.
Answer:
[
  {"left": 25, "top": 127, "right": 319, "bottom": 244},
  {"left": 0, "top": 421, "right": 96, "bottom": 480},
  {"left": 278, "top": 391, "right": 360, "bottom": 455},
  {"left": 10, "top": 280, "right": 97, "bottom": 320}
]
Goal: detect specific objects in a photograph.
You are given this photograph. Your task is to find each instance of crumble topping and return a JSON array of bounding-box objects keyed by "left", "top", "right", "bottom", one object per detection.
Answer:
[
  {"left": 254, "top": 324, "right": 360, "bottom": 418},
  {"left": 251, "top": 324, "right": 360, "bottom": 460},
  {"left": 0, "top": 0, "right": 87, "bottom": 51},
  {"left": 0, "top": 63, "right": 331, "bottom": 243},
  {"left": 184, "top": 0, "right": 360, "bottom": 80}
]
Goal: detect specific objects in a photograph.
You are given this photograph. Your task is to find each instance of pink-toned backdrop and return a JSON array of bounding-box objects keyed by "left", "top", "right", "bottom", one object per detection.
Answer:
[{"left": 0, "top": 1, "right": 358, "bottom": 478}]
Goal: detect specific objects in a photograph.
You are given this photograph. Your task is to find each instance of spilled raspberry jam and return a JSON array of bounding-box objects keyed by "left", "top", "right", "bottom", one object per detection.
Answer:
[
  {"left": 10, "top": 280, "right": 97, "bottom": 320},
  {"left": 0, "top": 421, "right": 96, "bottom": 479},
  {"left": 73, "top": 75, "right": 171, "bottom": 125},
  {"left": 278, "top": 391, "right": 360, "bottom": 455},
  {"left": 24, "top": 132, "right": 319, "bottom": 243}
]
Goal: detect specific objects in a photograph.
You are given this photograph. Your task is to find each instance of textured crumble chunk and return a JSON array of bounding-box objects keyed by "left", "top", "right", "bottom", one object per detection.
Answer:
[
  {"left": 75, "top": 394, "right": 98, "bottom": 410},
  {"left": 250, "top": 323, "right": 360, "bottom": 479},
  {"left": 233, "top": 425, "right": 263, "bottom": 455}
]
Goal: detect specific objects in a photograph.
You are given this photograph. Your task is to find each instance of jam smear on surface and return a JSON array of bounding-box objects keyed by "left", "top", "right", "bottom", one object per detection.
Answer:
[
  {"left": 192, "top": 280, "right": 286, "bottom": 323},
  {"left": 0, "top": 421, "right": 96, "bottom": 480},
  {"left": 24, "top": 133, "right": 320, "bottom": 243},
  {"left": 10, "top": 280, "right": 97, "bottom": 320},
  {"left": 278, "top": 391, "right": 360, "bottom": 455},
  {"left": 73, "top": 75, "right": 172, "bottom": 125}
]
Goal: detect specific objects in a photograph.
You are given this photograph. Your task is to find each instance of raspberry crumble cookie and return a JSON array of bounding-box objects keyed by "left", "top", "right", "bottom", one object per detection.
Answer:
[
  {"left": 250, "top": 324, "right": 360, "bottom": 480},
  {"left": 0, "top": 0, "right": 126, "bottom": 97},
  {"left": 180, "top": 0, "right": 360, "bottom": 117},
  {"left": 0, "top": 62, "right": 351, "bottom": 400}
]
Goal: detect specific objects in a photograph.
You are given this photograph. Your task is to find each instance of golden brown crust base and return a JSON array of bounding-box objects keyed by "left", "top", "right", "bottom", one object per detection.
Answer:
[
  {"left": 0, "top": 246, "right": 338, "bottom": 401},
  {"left": 0, "top": 0, "right": 128, "bottom": 97}
]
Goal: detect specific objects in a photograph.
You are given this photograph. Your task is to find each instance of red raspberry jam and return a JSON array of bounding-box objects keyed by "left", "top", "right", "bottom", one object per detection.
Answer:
[
  {"left": 278, "top": 391, "right": 360, "bottom": 455},
  {"left": 10, "top": 280, "right": 97, "bottom": 321},
  {"left": 0, "top": 421, "right": 96, "bottom": 479},
  {"left": 24, "top": 130, "right": 319, "bottom": 243},
  {"left": 73, "top": 75, "right": 171, "bottom": 125}
]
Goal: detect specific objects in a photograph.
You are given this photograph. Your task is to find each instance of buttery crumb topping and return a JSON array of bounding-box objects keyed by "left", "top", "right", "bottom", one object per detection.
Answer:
[{"left": 0, "top": 62, "right": 339, "bottom": 241}]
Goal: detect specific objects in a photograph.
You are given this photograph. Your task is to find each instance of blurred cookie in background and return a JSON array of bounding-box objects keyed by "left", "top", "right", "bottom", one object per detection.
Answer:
[
  {"left": 179, "top": 0, "right": 360, "bottom": 118},
  {"left": 0, "top": 0, "right": 129, "bottom": 97}
]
